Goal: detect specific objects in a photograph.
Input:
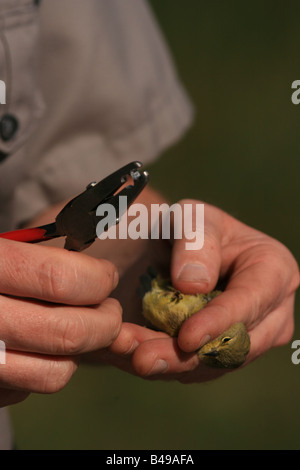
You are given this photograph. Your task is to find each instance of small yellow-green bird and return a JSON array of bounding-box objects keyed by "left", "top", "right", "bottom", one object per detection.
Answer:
[{"left": 140, "top": 269, "right": 250, "bottom": 369}]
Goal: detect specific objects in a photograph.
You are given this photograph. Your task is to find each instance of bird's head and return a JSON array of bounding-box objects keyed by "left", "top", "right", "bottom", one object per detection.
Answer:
[{"left": 198, "top": 322, "right": 250, "bottom": 368}]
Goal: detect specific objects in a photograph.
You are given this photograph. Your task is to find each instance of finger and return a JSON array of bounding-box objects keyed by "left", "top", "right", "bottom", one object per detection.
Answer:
[
  {"left": 94, "top": 295, "right": 295, "bottom": 381},
  {"left": 0, "top": 297, "right": 122, "bottom": 354},
  {"left": 110, "top": 322, "right": 169, "bottom": 355},
  {"left": 171, "top": 201, "right": 223, "bottom": 294},
  {"left": 0, "top": 350, "right": 78, "bottom": 394},
  {"left": 0, "top": 238, "right": 119, "bottom": 305},
  {"left": 0, "top": 389, "right": 29, "bottom": 408},
  {"left": 177, "top": 248, "right": 294, "bottom": 353},
  {"left": 131, "top": 337, "right": 199, "bottom": 377},
  {"left": 243, "top": 294, "right": 295, "bottom": 364},
  {"left": 132, "top": 300, "right": 293, "bottom": 382},
  {"left": 84, "top": 323, "right": 169, "bottom": 376},
  {"left": 131, "top": 338, "right": 226, "bottom": 382}
]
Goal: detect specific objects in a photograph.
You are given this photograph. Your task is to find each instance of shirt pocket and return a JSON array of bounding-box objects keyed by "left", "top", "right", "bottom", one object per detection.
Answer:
[{"left": 0, "top": 0, "right": 45, "bottom": 163}]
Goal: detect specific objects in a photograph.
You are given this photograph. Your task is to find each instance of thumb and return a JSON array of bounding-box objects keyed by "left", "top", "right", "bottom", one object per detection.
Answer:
[{"left": 171, "top": 200, "right": 223, "bottom": 294}]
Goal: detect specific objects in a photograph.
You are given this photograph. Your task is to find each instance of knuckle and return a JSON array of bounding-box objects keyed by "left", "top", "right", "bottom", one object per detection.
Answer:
[
  {"left": 110, "top": 331, "right": 133, "bottom": 355},
  {"left": 249, "top": 240, "right": 299, "bottom": 292},
  {"left": 95, "top": 261, "right": 117, "bottom": 296},
  {"left": 202, "top": 229, "right": 220, "bottom": 254},
  {"left": 49, "top": 300, "right": 122, "bottom": 355},
  {"left": 50, "top": 312, "right": 89, "bottom": 355},
  {"left": 177, "top": 198, "right": 203, "bottom": 206},
  {"left": 177, "top": 198, "right": 192, "bottom": 206},
  {"left": 275, "top": 317, "right": 295, "bottom": 348},
  {"left": 0, "top": 347, "right": 76, "bottom": 395},
  {"left": 286, "top": 255, "right": 300, "bottom": 293},
  {"left": 106, "top": 298, "right": 122, "bottom": 333},
  {"left": 267, "top": 241, "right": 300, "bottom": 292},
  {"left": 39, "top": 358, "right": 77, "bottom": 394},
  {"left": 97, "top": 299, "right": 123, "bottom": 347},
  {"left": 38, "top": 256, "right": 77, "bottom": 302},
  {"left": 0, "top": 242, "right": 31, "bottom": 289}
]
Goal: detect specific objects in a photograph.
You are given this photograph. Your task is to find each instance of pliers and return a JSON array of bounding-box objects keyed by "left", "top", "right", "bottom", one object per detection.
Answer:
[{"left": 0, "top": 161, "right": 149, "bottom": 252}]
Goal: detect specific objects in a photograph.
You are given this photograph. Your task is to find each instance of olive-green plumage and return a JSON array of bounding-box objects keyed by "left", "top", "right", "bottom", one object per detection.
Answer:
[
  {"left": 198, "top": 322, "right": 250, "bottom": 368},
  {"left": 142, "top": 276, "right": 221, "bottom": 337},
  {"left": 140, "top": 273, "right": 250, "bottom": 369}
]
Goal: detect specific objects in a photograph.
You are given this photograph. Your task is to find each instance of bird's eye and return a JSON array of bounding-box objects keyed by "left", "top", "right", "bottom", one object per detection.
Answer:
[{"left": 221, "top": 336, "right": 231, "bottom": 344}]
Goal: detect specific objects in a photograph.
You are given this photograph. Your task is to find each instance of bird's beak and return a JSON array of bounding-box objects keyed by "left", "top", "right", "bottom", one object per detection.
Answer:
[{"left": 203, "top": 349, "right": 219, "bottom": 357}]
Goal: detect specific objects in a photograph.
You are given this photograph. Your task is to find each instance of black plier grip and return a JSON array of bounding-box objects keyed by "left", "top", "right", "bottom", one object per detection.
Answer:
[{"left": 0, "top": 161, "right": 149, "bottom": 252}]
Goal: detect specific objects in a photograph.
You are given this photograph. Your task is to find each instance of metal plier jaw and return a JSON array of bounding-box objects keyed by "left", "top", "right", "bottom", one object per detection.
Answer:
[
  {"left": 0, "top": 161, "right": 149, "bottom": 252},
  {"left": 56, "top": 161, "right": 149, "bottom": 251}
]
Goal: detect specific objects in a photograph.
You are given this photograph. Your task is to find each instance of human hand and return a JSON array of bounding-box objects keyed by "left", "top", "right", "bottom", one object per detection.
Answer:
[
  {"left": 107, "top": 200, "right": 299, "bottom": 383},
  {"left": 0, "top": 239, "right": 121, "bottom": 407}
]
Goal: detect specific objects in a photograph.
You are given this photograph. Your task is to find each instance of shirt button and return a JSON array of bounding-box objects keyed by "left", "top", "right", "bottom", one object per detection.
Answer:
[{"left": 0, "top": 114, "right": 19, "bottom": 142}]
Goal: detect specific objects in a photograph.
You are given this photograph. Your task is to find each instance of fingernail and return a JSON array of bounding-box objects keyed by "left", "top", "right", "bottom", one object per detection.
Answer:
[
  {"left": 113, "top": 271, "right": 119, "bottom": 289},
  {"left": 198, "top": 334, "right": 211, "bottom": 348},
  {"left": 177, "top": 263, "right": 210, "bottom": 283},
  {"left": 147, "top": 359, "right": 168, "bottom": 376},
  {"left": 126, "top": 339, "right": 139, "bottom": 354}
]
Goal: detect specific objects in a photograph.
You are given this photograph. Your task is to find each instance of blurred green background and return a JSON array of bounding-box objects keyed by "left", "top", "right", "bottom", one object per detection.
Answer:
[{"left": 9, "top": 0, "right": 300, "bottom": 449}]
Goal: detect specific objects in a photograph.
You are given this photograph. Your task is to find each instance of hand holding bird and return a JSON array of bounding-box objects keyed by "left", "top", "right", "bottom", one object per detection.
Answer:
[{"left": 140, "top": 271, "right": 250, "bottom": 368}]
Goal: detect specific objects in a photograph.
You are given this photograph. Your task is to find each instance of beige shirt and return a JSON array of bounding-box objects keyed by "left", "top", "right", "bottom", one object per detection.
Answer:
[{"left": 0, "top": 0, "right": 193, "bottom": 449}]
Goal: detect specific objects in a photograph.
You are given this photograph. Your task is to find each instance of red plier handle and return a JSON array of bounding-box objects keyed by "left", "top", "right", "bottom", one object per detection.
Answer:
[
  {"left": 0, "top": 222, "right": 58, "bottom": 244},
  {"left": 0, "top": 161, "right": 149, "bottom": 251}
]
